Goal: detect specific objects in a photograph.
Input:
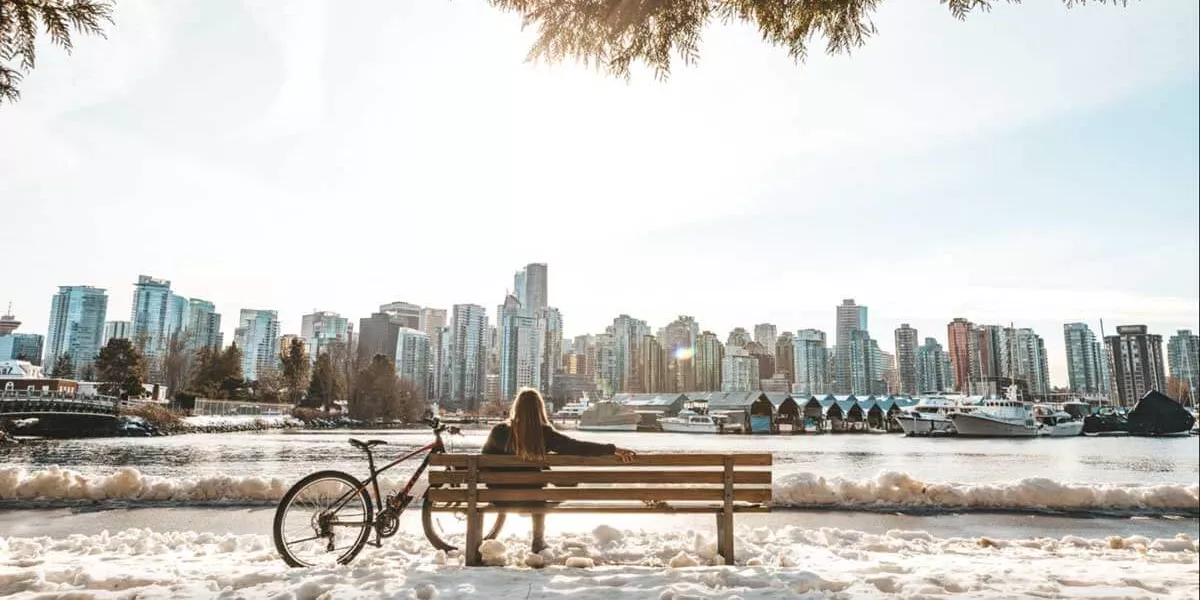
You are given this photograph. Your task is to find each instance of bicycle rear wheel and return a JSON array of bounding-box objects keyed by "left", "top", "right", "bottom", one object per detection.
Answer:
[
  {"left": 273, "top": 470, "right": 374, "bottom": 568},
  {"left": 421, "top": 481, "right": 506, "bottom": 552}
]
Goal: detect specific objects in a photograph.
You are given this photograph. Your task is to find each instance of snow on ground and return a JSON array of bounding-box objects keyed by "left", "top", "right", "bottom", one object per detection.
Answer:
[
  {"left": 0, "top": 525, "right": 1196, "bottom": 599},
  {"left": 3, "top": 466, "right": 1198, "bottom": 516}
]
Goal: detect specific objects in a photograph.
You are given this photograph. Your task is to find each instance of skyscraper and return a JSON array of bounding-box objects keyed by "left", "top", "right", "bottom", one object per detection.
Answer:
[
  {"left": 302, "top": 311, "right": 349, "bottom": 360},
  {"left": 448, "top": 304, "right": 488, "bottom": 410},
  {"left": 726, "top": 327, "right": 751, "bottom": 349},
  {"left": 946, "top": 317, "right": 973, "bottom": 392},
  {"left": 499, "top": 295, "right": 541, "bottom": 401},
  {"left": 1105, "top": 325, "right": 1167, "bottom": 406},
  {"left": 694, "top": 331, "right": 724, "bottom": 391},
  {"left": 610, "top": 314, "right": 649, "bottom": 393},
  {"left": 775, "top": 332, "right": 795, "bottom": 383},
  {"left": 523, "top": 263, "right": 548, "bottom": 314},
  {"left": 1166, "top": 329, "right": 1199, "bottom": 401},
  {"left": 419, "top": 308, "right": 448, "bottom": 400},
  {"left": 378, "top": 301, "right": 422, "bottom": 328},
  {"left": 753, "top": 324, "right": 777, "bottom": 356},
  {"left": 659, "top": 315, "right": 699, "bottom": 393},
  {"left": 0, "top": 311, "right": 44, "bottom": 365},
  {"left": 638, "top": 334, "right": 665, "bottom": 393},
  {"left": 101, "top": 320, "right": 130, "bottom": 347},
  {"left": 916, "top": 337, "right": 952, "bottom": 393},
  {"left": 45, "top": 285, "right": 108, "bottom": 376},
  {"left": 592, "top": 333, "right": 617, "bottom": 396},
  {"left": 1012, "top": 328, "right": 1050, "bottom": 397},
  {"left": 186, "top": 299, "right": 222, "bottom": 353},
  {"left": 835, "top": 299, "right": 868, "bottom": 394},
  {"left": 793, "top": 329, "right": 828, "bottom": 395},
  {"left": 394, "top": 327, "right": 431, "bottom": 400},
  {"left": 894, "top": 324, "right": 919, "bottom": 395},
  {"left": 721, "top": 346, "right": 759, "bottom": 392},
  {"left": 234, "top": 309, "right": 280, "bottom": 381},
  {"left": 538, "top": 307, "right": 562, "bottom": 398},
  {"left": 130, "top": 275, "right": 173, "bottom": 380},
  {"left": 1063, "top": 323, "right": 1104, "bottom": 395}
]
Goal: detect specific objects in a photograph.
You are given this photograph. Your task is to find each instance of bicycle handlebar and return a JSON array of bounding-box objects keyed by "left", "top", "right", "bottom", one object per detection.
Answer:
[{"left": 424, "top": 417, "right": 462, "bottom": 436}]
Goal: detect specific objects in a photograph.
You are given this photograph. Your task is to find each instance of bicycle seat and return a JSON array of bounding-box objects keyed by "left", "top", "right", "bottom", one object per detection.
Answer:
[{"left": 348, "top": 438, "right": 388, "bottom": 450}]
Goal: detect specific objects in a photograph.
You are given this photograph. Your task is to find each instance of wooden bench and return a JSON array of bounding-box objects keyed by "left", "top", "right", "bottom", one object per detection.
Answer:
[{"left": 427, "top": 453, "right": 773, "bottom": 566}]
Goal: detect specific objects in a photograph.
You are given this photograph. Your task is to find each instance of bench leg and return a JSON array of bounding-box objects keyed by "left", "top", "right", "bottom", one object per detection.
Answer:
[
  {"left": 716, "top": 511, "right": 734, "bottom": 565},
  {"left": 465, "top": 511, "right": 482, "bottom": 566},
  {"left": 531, "top": 513, "right": 546, "bottom": 554}
]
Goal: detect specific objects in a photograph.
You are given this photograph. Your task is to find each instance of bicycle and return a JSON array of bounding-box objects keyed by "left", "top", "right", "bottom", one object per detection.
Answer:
[{"left": 272, "top": 417, "right": 506, "bottom": 567}]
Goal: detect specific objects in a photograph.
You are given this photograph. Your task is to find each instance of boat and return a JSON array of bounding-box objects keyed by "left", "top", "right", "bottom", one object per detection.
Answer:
[
  {"left": 895, "top": 395, "right": 963, "bottom": 436},
  {"left": 948, "top": 386, "right": 1038, "bottom": 437},
  {"left": 1125, "top": 391, "right": 1196, "bottom": 436},
  {"left": 554, "top": 398, "right": 589, "bottom": 419},
  {"left": 1033, "top": 404, "right": 1084, "bottom": 437},
  {"left": 659, "top": 410, "right": 731, "bottom": 434},
  {"left": 577, "top": 401, "right": 640, "bottom": 431}
]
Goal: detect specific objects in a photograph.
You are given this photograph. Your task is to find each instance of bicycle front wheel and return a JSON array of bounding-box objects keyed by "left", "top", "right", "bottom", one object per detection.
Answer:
[{"left": 273, "top": 470, "right": 374, "bottom": 568}]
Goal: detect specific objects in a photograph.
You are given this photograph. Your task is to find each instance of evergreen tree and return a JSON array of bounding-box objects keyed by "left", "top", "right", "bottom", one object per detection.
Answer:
[
  {"left": 307, "top": 352, "right": 342, "bottom": 411},
  {"left": 94, "top": 338, "right": 146, "bottom": 399},
  {"left": 279, "top": 338, "right": 311, "bottom": 405},
  {"left": 51, "top": 353, "right": 74, "bottom": 379},
  {"left": 0, "top": 0, "right": 113, "bottom": 103}
]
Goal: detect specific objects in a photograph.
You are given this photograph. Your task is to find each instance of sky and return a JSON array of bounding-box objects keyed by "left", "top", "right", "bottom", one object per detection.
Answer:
[{"left": 1, "top": 0, "right": 1197, "bottom": 387}]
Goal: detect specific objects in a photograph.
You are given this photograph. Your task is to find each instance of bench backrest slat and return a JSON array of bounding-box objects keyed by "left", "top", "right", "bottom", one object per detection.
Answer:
[
  {"left": 430, "top": 453, "right": 772, "bottom": 468},
  {"left": 428, "top": 469, "right": 771, "bottom": 486},
  {"left": 426, "top": 486, "right": 772, "bottom": 504}
]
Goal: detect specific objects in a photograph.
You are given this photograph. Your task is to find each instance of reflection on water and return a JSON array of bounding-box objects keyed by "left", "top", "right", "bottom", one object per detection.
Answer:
[{"left": 2, "top": 428, "right": 1197, "bottom": 485}]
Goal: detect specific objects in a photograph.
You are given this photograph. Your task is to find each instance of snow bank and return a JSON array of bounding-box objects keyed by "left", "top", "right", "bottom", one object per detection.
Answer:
[
  {"left": 0, "top": 525, "right": 1195, "bottom": 599},
  {"left": 181, "top": 414, "right": 303, "bottom": 430},
  {"left": 3, "top": 466, "right": 1197, "bottom": 516},
  {"left": 773, "top": 471, "right": 1200, "bottom": 515},
  {"left": 2, "top": 466, "right": 1197, "bottom": 516}
]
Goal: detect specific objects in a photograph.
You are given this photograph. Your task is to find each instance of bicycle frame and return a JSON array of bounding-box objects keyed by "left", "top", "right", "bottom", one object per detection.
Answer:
[{"left": 327, "top": 430, "right": 449, "bottom": 520}]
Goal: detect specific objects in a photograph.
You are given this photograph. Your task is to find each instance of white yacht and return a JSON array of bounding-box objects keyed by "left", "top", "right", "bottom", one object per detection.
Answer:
[
  {"left": 895, "top": 395, "right": 963, "bottom": 436},
  {"left": 578, "top": 401, "right": 640, "bottom": 431},
  {"left": 554, "top": 398, "right": 589, "bottom": 419},
  {"left": 948, "top": 386, "right": 1038, "bottom": 437},
  {"left": 1033, "top": 404, "right": 1085, "bottom": 437},
  {"left": 659, "top": 410, "right": 730, "bottom": 434}
]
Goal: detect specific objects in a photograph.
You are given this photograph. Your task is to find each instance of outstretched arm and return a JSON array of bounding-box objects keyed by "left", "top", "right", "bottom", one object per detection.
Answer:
[{"left": 544, "top": 428, "right": 636, "bottom": 462}]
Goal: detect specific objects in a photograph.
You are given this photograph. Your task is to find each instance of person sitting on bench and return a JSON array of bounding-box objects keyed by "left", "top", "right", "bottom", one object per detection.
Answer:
[{"left": 481, "top": 387, "right": 636, "bottom": 552}]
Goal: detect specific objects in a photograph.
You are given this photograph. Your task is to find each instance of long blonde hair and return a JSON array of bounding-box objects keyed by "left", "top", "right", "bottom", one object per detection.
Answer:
[{"left": 507, "top": 387, "right": 552, "bottom": 461}]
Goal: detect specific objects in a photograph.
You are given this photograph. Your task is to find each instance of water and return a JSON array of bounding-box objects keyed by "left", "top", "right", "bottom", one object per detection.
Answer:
[{"left": 3, "top": 427, "right": 1198, "bottom": 486}]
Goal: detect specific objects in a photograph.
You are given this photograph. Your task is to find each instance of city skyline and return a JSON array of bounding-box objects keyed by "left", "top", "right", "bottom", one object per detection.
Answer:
[
  {"left": 1, "top": 3, "right": 1196, "bottom": 389},
  {"left": 3, "top": 270, "right": 1198, "bottom": 391}
]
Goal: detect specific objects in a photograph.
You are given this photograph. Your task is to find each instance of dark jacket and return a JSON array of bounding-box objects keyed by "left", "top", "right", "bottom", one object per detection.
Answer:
[
  {"left": 480, "top": 422, "right": 615, "bottom": 490},
  {"left": 481, "top": 422, "right": 616, "bottom": 457}
]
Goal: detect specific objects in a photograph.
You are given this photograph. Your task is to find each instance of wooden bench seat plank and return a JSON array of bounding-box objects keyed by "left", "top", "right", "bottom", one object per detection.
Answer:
[
  {"left": 426, "top": 486, "right": 772, "bottom": 503},
  {"left": 428, "top": 469, "right": 772, "bottom": 486},
  {"left": 430, "top": 453, "right": 772, "bottom": 468},
  {"left": 425, "top": 503, "right": 771, "bottom": 514}
]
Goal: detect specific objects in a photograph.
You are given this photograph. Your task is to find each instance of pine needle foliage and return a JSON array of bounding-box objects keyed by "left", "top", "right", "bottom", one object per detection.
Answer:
[
  {"left": 0, "top": 0, "right": 112, "bottom": 103},
  {"left": 489, "top": 0, "right": 1127, "bottom": 80}
]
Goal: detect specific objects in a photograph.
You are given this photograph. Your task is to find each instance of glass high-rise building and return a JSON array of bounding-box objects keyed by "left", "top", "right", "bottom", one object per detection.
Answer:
[
  {"left": 395, "top": 327, "right": 431, "bottom": 400},
  {"left": 234, "top": 309, "right": 280, "bottom": 381},
  {"left": 916, "top": 337, "right": 952, "bottom": 393},
  {"left": 1167, "top": 329, "right": 1199, "bottom": 401},
  {"left": 499, "top": 295, "right": 541, "bottom": 401},
  {"left": 186, "top": 299, "right": 222, "bottom": 353},
  {"left": 45, "top": 285, "right": 108, "bottom": 375},
  {"left": 1063, "top": 323, "right": 1104, "bottom": 395},
  {"left": 448, "top": 304, "right": 488, "bottom": 410},
  {"left": 834, "top": 299, "right": 868, "bottom": 394},
  {"left": 894, "top": 324, "right": 919, "bottom": 395},
  {"left": 793, "top": 329, "right": 827, "bottom": 395},
  {"left": 130, "top": 275, "right": 173, "bottom": 380},
  {"left": 301, "top": 310, "right": 349, "bottom": 360}
]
